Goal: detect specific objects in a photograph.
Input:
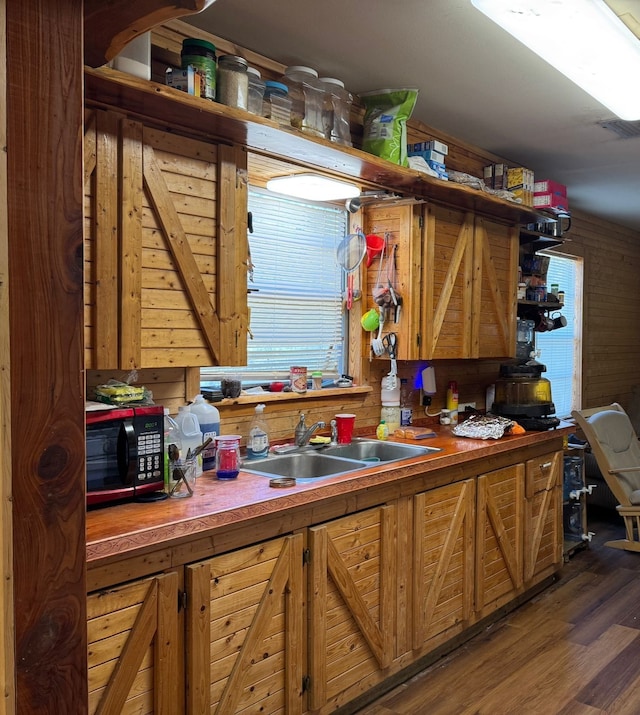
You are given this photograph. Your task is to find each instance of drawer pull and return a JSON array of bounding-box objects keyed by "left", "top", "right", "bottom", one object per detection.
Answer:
[{"left": 541, "top": 462, "right": 552, "bottom": 469}]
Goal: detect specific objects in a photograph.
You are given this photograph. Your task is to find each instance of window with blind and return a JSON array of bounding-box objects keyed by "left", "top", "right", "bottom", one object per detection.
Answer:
[
  {"left": 536, "top": 253, "right": 583, "bottom": 418},
  {"left": 201, "top": 186, "right": 347, "bottom": 386}
]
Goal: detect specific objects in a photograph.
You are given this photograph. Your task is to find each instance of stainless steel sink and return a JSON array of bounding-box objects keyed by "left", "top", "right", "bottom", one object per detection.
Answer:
[
  {"left": 242, "top": 451, "right": 366, "bottom": 480},
  {"left": 242, "top": 438, "right": 441, "bottom": 481},
  {"left": 320, "top": 438, "right": 441, "bottom": 463}
]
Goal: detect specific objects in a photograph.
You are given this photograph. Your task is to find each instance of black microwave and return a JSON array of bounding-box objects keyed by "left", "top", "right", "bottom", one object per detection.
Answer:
[{"left": 86, "top": 404, "right": 166, "bottom": 506}]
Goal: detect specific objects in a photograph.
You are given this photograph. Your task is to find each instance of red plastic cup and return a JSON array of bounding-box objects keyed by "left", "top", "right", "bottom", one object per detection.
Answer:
[{"left": 335, "top": 413, "right": 356, "bottom": 444}]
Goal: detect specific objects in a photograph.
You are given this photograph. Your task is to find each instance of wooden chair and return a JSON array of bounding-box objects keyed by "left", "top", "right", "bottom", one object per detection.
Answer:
[{"left": 572, "top": 403, "right": 640, "bottom": 552}]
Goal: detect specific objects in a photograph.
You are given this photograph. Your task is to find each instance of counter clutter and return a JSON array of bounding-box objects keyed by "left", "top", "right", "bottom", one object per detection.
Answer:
[{"left": 86, "top": 422, "right": 572, "bottom": 565}]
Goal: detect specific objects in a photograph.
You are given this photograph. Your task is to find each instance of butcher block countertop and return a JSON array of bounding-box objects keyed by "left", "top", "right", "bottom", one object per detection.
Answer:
[{"left": 86, "top": 423, "right": 573, "bottom": 579}]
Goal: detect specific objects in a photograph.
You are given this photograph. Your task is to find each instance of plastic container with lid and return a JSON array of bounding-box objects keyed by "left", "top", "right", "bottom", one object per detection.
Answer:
[
  {"left": 282, "top": 66, "right": 325, "bottom": 137},
  {"left": 216, "top": 54, "right": 249, "bottom": 110},
  {"left": 319, "top": 77, "right": 353, "bottom": 146},
  {"left": 380, "top": 405, "right": 400, "bottom": 435},
  {"left": 189, "top": 394, "right": 220, "bottom": 473},
  {"left": 181, "top": 38, "right": 216, "bottom": 100},
  {"left": 247, "top": 66, "right": 266, "bottom": 115},
  {"left": 262, "top": 81, "right": 292, "bottom": 126},
  {"left": 175, "top": 406, "right": 203, "bottom": 476}
]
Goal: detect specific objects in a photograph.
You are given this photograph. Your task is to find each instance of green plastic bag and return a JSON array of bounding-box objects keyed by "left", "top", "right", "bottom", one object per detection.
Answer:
[{"left": 360, "top": 88, "right": 419, "bottom": 166}]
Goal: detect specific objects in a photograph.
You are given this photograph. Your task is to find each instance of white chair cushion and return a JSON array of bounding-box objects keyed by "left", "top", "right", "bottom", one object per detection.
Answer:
[{"left": 589, "top": 411, "right": 636, "bottom": 453}]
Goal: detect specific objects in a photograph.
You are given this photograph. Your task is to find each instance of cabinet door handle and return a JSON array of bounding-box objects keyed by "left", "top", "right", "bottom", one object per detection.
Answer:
[{"left": 541, "top": 461, "right": 552, "bottom": 469}]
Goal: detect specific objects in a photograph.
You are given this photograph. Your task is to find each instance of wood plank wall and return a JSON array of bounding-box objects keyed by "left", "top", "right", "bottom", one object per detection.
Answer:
[
  {"left": 7, "top": 1, "right": 87, "bottom": 711},
  {"left": 85, "top": 19, "right": 640, "bottom": 445}
]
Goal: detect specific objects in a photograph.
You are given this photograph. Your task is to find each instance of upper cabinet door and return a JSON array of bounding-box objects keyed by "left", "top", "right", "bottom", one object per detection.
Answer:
[
  {"left": 422, "top": 204, "right": 518, "bottom": 359},
  {"left": 84, "top": 109, "right": 248, "bottom": 370},
  {"left": 421, "top": 204, "right": 475, "bottom": 359},
  {"left": 472, "top": 215, "right": 518, "bottom": 359}
]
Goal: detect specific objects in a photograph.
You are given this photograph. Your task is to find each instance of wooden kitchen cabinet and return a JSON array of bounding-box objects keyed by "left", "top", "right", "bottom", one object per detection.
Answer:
[
  {"left": 361, "top": 202, "right": 517, "bottom": 361},
  {"left": 421, "top": 204, "right": 518, "bottom": 359},
  {"left": 475, "top": 462, "right": 525, "bottom": 618},
  {"left": 87, "top": 570, "right": 182, "bottom": 715},
  {"left": 307, "top": 505, "right": 396, "bottom": 713},
  {"left": 185, "top": 533, "right": 305, "bottom": 715},
  {"left": 412, "top": 480, "right": 475, "bottom": 654},
  {"left": 524, "top": 451, "right": 563, "bottom": 582},
  {"left": 84, "top": 108, "right": 248, "bottom": 370}
]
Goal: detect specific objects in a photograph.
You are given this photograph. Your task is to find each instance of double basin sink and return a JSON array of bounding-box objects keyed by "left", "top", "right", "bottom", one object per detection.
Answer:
[{"left": 242, "top": 438, "right": 441, "bottom": 481}]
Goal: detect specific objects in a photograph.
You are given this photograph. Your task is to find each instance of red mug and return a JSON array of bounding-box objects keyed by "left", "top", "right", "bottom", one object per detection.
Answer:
[{"left": 335, "top": 413, "right": 356, "bottom": 444}]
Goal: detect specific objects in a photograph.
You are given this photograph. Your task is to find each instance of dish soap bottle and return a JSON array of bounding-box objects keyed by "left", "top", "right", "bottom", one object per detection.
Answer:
[
  {"left": 246, "top": 403, "right": 269, "bottom": 459},
  {"left": 376, "top": 419, "right": 389, "bottom": 441}
]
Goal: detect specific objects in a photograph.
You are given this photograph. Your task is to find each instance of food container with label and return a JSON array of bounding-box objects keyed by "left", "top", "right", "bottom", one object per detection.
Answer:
[
  {"left": 290, "top": 366, "right": 307, "bottom": 393},
  {"left": 181, "top": 38, "right": 216, "bottom": 100},
  {"left": 216, "top": 55, "right": 249, "bottom": 110}
]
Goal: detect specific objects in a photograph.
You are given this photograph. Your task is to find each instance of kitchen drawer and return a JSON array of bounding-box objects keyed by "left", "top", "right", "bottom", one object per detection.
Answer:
[{"left": 525, "top": 451, "right": 562, "bottom": 497}]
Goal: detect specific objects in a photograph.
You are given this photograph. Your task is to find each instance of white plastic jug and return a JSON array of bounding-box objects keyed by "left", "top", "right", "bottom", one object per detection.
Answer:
[
  {"left": 190, "top": 394, "right": 220, "bottom": 473},
  {"left": 175, "top": 406, "right": 203, "bottom": 476}
]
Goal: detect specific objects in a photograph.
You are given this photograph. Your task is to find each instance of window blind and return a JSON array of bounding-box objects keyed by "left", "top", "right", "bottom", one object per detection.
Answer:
[
  {"left": 202, "top": 186, "right": 347, "bottom": 383},
  {"left": 536, "top": 254, "right": 581, "bottom": 418}
]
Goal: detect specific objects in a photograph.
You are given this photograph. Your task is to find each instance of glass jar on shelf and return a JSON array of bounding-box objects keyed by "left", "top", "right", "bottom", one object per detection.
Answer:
[
  {"left": 282, "top": 65, "right": 325, "bottom": 137},
  {"left": 216, "top": 55, "right": 249, "bottom": 110},
  {"left": 247, "top": 66, "right": 266, "bottom": 115},
  {"left": 319, "top": 77, "right": 353, "bottom": 146}
]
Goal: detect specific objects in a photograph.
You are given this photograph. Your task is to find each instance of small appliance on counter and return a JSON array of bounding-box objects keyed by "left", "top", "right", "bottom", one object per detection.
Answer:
[
  {"left": 491, "top": 360, "right": 560, "bottom": 431},
  {"left": 85, "top": 404, "right": 167, "bottom": 506}
]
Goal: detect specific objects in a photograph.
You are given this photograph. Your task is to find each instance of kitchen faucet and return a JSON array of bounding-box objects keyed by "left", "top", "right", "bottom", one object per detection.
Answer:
[{"left": 294, "top": 415, "right": 326, "bottom": 447}]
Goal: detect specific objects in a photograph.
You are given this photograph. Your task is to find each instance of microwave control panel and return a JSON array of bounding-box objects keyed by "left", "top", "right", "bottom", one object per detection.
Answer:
[{"left": 133, "top": 411, "right": 164, "bottom": 484}]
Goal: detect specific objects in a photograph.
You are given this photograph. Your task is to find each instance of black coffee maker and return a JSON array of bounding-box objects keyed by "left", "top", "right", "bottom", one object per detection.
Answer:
[{"left": 491, "top": 318, "right": 560, "bottom": 430}]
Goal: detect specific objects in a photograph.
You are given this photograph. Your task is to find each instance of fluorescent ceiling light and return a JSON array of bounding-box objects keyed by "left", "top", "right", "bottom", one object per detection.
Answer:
[
  {"left": 470, "top": 0, "right": 640, "bottom": 120},
  {"left": 266, "top": 174, "right": 361, "bottom": 201}
]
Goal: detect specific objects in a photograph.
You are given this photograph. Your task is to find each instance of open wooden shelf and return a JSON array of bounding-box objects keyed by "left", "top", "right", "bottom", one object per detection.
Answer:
[{"left": 85, "top": 67, "right": 549, "bottom": 225}]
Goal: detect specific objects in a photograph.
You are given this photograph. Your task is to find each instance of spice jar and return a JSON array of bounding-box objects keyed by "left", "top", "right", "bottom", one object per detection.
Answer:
[
  {"left": 214, "top": 435, "right": 241, "bottom": 480},
  {"left": 247, "top": 66, "right": 266, "bottom": 115},
  {"left": 216, "top": 55, "right": 249, "bottom": 110},
  {"left": 181, "top": 38, "right": 216, "bottom": 100},
  {"left": 262, "top": 81, "right": 292, "bottom": 126}
]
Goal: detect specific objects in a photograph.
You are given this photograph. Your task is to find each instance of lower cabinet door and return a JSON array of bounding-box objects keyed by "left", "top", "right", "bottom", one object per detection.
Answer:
[
  {"left": 185, "top": 533, "right": 304, "bottom": 715},
  {"left": 524, "top": 451, "right": 563, "bottom": 582},
  {"left": 412, "top": 480, "right": 475, "bottom": 652},
  {"left": 87, "top": 570, "right": 181, "bottom": 715},
  {"left": 476, "top": 463, "right": 525, "bottom": 617},
  {"left": 308, "top": 505, "right": 396, "bottom": 712}
]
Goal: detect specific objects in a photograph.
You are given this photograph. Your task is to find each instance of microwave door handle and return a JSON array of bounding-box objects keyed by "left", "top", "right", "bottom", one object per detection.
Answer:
[{"left": 118, "top": 421, "right": 137, "bottom": 486}]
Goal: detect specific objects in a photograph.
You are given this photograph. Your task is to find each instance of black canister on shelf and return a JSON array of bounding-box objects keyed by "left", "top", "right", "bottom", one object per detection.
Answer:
[{"left": 181, "top": 38, "right": 216, "bottom": 100}]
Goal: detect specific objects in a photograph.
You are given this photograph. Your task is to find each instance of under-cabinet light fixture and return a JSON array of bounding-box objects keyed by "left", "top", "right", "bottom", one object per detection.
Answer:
[
  {"left": 266, "top": 174, "right": 361, "bottom": 201},
  {"left": 470, "top": 0, "right": 640, "bottom": 120}
]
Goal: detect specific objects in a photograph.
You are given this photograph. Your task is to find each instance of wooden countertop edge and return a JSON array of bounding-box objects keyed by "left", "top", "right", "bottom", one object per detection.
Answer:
[{"left": 86, "top": 424, "right": 573, "bottom": 567}]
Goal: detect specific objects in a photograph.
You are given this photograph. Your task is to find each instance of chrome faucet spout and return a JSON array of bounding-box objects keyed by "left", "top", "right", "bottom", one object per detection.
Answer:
[{"left": 295, "top": 420, "right": 326, "bottom": 447}]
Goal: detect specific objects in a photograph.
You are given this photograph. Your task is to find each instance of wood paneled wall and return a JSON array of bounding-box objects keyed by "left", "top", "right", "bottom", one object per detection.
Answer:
[{"left": 550, "top": 210, "right": 640, "bottom": 411}]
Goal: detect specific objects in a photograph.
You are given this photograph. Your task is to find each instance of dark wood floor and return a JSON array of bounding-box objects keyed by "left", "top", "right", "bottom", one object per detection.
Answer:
[{"left": 354, "top": 507, "right": 640, "bottom": 715}]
